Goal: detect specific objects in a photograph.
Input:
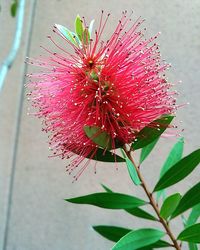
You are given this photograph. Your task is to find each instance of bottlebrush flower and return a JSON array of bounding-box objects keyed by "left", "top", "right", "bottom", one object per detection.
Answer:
[{"left": 27, "top": 11, "right": 178, "bottom": 179}]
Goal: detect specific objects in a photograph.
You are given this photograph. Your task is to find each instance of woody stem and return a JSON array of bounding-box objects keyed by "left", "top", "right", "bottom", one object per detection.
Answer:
[{"left": 123, "top": 147, "right": 181, "bottom": 250}]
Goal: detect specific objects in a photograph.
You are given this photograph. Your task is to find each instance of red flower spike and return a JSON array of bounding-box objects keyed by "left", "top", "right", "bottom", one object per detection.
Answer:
[{"left": 27, "top": 12, "right": 178, "bottom": 180}]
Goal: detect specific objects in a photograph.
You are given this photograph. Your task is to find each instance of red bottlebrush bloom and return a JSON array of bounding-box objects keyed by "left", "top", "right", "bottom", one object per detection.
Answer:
[{"left": 27, "top": 12, "right": 178, "bottom": 179}]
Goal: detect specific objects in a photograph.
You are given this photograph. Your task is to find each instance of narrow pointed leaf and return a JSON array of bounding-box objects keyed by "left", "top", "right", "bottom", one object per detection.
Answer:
[
  {"left": 156, "top": 190, "right": 167, "bottom": 203},
  {"left": 66, "top": 192, "right": 146, "bottom": 209},
  {"left": 181, "top": 214, "right": 188, "bottom": 227},
  {"left": 93, "top": 225, "right": 131, "bottom": 242},
  {"left": 171, "top": 182, "right": 200, "bottom": 218},
  {"left": 101, "top": 183, "right": 112, "bottom": 193},
  {"left": 160, "top": 193, "right": 181, "bottom": 219},
  {"left": 138, "top": 240, "right": 171, "bottom": 249},
  {"left": 84, "top": 126, "right": 112, "bottom": 150},
  {"left": 154, "top": 149, "right": 200, "bottom": 192},
  {"left": 140, "top": 138, "right": 159, "bottom": 164},
  {"left": 177, "top": 223, "right": 200, "bottom": 243},
  {"left": 131, "top": 115, "right": 174, "bottom": 150},
  {"left": 71, "top": 31, "right": 80, "bottom": 45},
  {"left": 101, "top": 184, "right": 157, "bottom": 221},
  {"left": 160, "top": 138, "right": 184, "bottom": 178},
  {"left": 88, "top": 19, "right": 95, "bottom": 36},
  {"left": 125, "top": 207, "right": 157, "bottom": 221},
  {"left": 188, "top": 243, "right": 198, "bottom": 250},
  {"left": 187, "top": 204, "right": 200, "bottom": 226},
  {"left": 87, "top": 148, "right": 125, "bottom": 162},
  {"left": 75, "top": 15, "right": 84, "bottom": 40},
  {"left": 83, "top": 28, "right": 90, "bottom": 44},
  {"left": 157, "top": 138, "right": 184, "bottom": 201},
  {"left": 184, "top": 205, "right": 200, "bottom": 250},
  {"left": 125, "top": 158, "right": 141, "bottom": 185},
  {"left": 112, "top": 228, "right": 165, "bottom": 250},
  {"left": 55, "top": 24, "right": 78, "bottom": 45},
  {"left": 93, "top": 225, "right": 170, "bottom": 248}
]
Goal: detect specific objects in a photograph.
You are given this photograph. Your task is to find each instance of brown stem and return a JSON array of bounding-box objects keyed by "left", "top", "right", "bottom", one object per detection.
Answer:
[{"left": 123, "top": 147, "right": 181, "bottom": 250}]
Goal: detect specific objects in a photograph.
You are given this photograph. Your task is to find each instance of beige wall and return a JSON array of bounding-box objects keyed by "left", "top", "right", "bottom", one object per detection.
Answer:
[{"left": 0, "top": 0, "right": 200, "bottom": 249}]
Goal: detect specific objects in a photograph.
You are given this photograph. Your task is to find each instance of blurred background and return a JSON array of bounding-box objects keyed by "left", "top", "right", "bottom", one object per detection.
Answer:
[{"left": 0, "top": 0, "right": 200, "bottom": 249}]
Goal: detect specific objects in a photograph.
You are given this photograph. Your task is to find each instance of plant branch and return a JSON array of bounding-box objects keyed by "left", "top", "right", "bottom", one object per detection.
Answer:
[
  {"left": 123, "top": 146, "right": 181, "bottom": 250},
  {"left": 0, "top": 0, "right": 25, "bottom": 91}
]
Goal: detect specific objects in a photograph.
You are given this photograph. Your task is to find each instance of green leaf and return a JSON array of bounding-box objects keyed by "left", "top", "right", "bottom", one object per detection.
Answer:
[
  {"left": 131, "top": 115, "right": 174, "bottom": 150},
  {"left": 101, "top": 184, "right": 157, "bottom": 221},
  {"left": 138, "top": 240, "right": 171, "bottom": 249},
  {"left": 156, "top": 190, "right": 167, "bottom": 203},
  {"left": 125, "top": 207, "right": 157, "bottom": 221},
  {"left": 75, "top": 14, "right": 84, "bottom": 40},
  {"left": 156, "top": 138, "right": 184, "bottom": 201},
  {"left": 125, "top": 157, "right": 141, "bottom": 185},
  {"left": 87, "top": 148, "right": 125, "bottom": 162},
  {"left": 140, "top": 138, "right": 159, "bottom": 164},
  {"left": 93, "top": 225, "right": 170, "bottom": 249},
  {"left": 93, "top": 225, "right": 131, "bottom": 242},
  {"left": 154, "top": 149, "right": 200, "bottom": 192},
  {"left": 160, "top": 193, "right": 181, "bottom": 220},
  {"left": 187, "top": 204, "right": 200, "bottom": 226},
  {"left": 171, "top": 182, "right": 200, "bottom": 218},
  {"left": 83, "top": 28, "right": 90, "bottom": 44},
  {"left": 101, "top": 183, "right": 112, "bottom": 193},
  {"left": 188, "top": 243, "right": 198, "bottom": 250},
  {"left": 177, "top": 223, "right": 200, "bottom": 243},
  {"left": 160, "top": 138, "right": 184, "bottom": 178},
  {"left": 66, "top": 192, "right": 146, "bottom": 209},
  {"left": 112, "top": 228, "right": 165, "bottom": 250},
  {"left": 181, "top": 214, "right": 188, "bottom": 227},
  {"left": 185, "top": 205, "right": 200, "bottom": 250},
  {"left": 84, "top": 126, "right": 112, "bottom": 150},
  {"left": 71, "top": 31, "right": 81, "bottom": 45},
  {"left": 55, "top": 24, "right": 79, "bottom": 45},
  {"left": 10, "top": 0, "right": 18, "bottom": 17},
  {"left": 88, "top": 19, "right": 95, "bottom": 36}
]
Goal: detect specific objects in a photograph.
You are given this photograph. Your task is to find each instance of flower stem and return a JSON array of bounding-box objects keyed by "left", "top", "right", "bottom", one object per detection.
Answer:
[{"left": 123, "top": 147, "right": 181, "bottom": 250}]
